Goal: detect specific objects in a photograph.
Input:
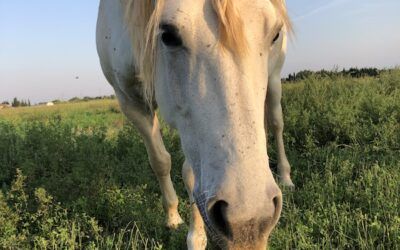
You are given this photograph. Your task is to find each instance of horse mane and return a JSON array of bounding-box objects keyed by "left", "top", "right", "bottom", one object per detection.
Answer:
[
  {"left": 123, "top": 0, "right": 160, "bottom": 105},
  {"left": 123, "top": 0, "right": 291, "bottom": 106}
]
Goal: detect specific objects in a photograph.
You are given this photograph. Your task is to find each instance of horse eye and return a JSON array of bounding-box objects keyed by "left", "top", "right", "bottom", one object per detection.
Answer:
[
  {"left": 160, "top": 24, "right": 183, "bottom": 47},
  {"left": 272, "top": 32, "right": 280, "bottom": 44}
]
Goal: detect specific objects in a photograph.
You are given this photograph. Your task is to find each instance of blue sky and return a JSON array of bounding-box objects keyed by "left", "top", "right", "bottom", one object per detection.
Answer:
[{"left": 1, "top": 0, "right": 399, "bottom": 103}]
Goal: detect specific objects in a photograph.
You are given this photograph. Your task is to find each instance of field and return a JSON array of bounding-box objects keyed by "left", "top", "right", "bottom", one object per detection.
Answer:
[{"left": 0, "top": 70, "right": 399, "bottom": 249}]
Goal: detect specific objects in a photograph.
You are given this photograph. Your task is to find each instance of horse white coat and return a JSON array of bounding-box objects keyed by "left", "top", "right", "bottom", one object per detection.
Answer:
[{"left": 96, "top": 0, "right": 293, "bottom": 249}]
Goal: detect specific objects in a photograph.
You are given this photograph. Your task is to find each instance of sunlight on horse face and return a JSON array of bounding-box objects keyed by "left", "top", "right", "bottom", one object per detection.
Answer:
[{"left": 155, "top": 0, "right": 283, "bottom": 248}]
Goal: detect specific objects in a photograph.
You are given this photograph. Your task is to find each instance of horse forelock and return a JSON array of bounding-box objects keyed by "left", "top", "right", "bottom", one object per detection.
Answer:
[
  {"left": 212, "top": 0, "right": 248, "bottom": 57},
  {"left": 270, "top": 0, "right": 293, "bottom": 34},
  {"left": 123, "top": 0, "right": 291, "bottom": 107}
]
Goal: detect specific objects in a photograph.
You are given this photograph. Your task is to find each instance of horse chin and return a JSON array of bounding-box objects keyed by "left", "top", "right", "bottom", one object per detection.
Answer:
[
  {"left": 210, "top": 232, "right": 269, "bottom": 250},
  {"left": 218, "top": 240, "right": 268, "bottom": 250}
]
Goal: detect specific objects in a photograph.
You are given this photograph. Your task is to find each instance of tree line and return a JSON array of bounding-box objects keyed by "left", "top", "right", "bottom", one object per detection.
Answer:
[
  {"left": 282, "top": 67, "right": 387, "bottom": 83},
  {"left": 1, "top": 95, "right": 117, "bottom": 108},
  {"left": 67, "top": 95, "right": 116, "bottom": 103},
  {"left": 2, "top": 98, "right": 32, "bottom": 107}
]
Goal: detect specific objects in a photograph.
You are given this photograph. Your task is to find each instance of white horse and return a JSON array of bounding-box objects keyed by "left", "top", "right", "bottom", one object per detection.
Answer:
[{"left": 96, "top": 0, "right": 294, "bottom": 249}]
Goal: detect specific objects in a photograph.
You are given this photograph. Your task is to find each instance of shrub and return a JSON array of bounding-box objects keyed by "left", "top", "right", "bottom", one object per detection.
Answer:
[{"left": 0, "top": 169, "right": 162, "bottom": 249}]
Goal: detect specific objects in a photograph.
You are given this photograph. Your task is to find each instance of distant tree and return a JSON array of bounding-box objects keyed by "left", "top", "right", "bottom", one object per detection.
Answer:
[
  {"left": 12, "top": 97, "right": 20, "bottom": 107},
  {"left": 69, "top": 97, "right": 81, "bottom": 102},
  {"left": 286, "top": 72, "right": 297, "bottom": 82},
  {"left": 1, "top": 101, "right": 9, "bottom": 105},
  {"left": 296, "top": 70, "right": 314, "bottom": 80}
]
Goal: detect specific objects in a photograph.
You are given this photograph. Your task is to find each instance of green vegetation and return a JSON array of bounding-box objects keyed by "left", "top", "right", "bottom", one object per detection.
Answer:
[
  {"left": 283, "top": 67, "right": 388, "bottom": 83},
  {"left": 0, "top": 69, "right": 399, "bottom": 249}
]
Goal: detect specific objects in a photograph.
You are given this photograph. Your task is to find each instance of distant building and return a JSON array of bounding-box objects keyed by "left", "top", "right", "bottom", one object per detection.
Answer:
[{"left": 46, "top": 102, "right": 55, "bottom": 106}]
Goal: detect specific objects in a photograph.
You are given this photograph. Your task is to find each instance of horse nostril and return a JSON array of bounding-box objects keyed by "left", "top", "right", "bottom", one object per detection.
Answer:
[
  {"left": 272, "top": 194, "right": 283, "bottom": 226},
  {"left": 209, "top": 200, "right": 232, "bottom": 239},
  {"left": 273, "top": 196, "right": 279, "bottom": 209}
]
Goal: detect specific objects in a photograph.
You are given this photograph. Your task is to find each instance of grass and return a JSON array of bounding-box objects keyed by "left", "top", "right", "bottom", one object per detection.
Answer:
[
  {"left": 0, "top": 99, "right": 123, "bottom": 137},
  {"left": 0, "top": 69, "right": 399, "bottom": 249}
]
